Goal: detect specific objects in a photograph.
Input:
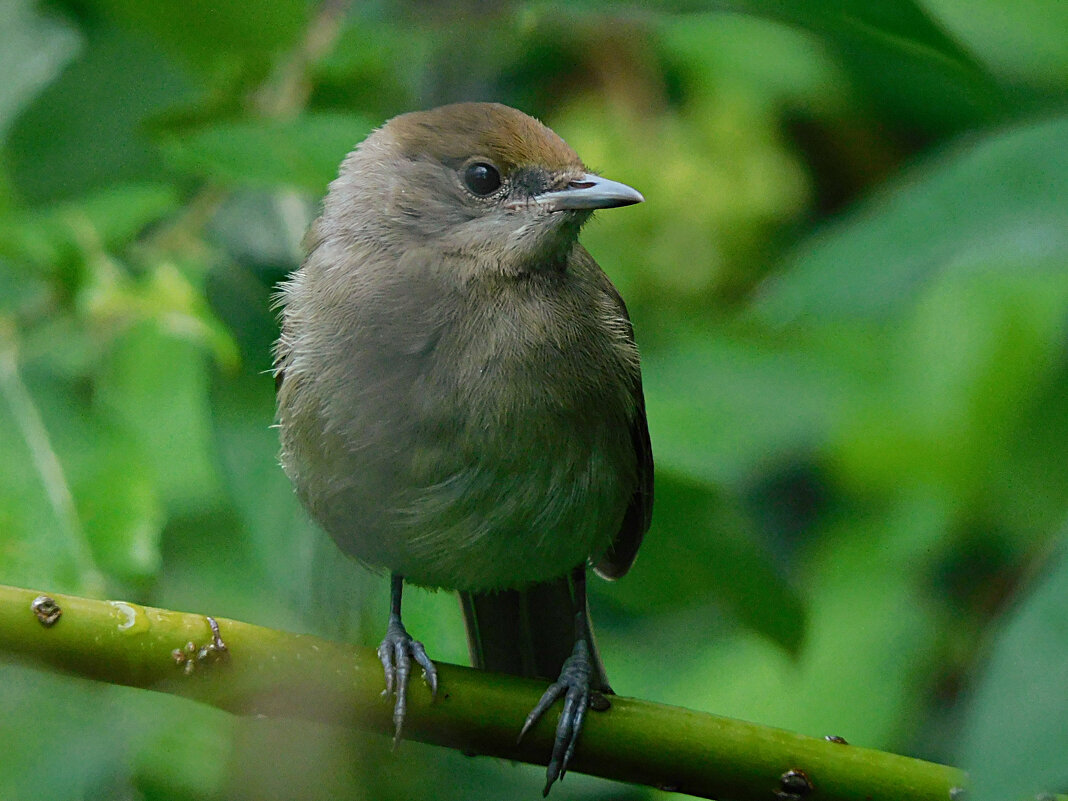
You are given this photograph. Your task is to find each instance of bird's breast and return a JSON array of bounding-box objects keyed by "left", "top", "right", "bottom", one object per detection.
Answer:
[
  {"left": 423, "top": 275, "right": 637, "bottom": 427},
  {"left": 377, "top": 275, "right": 639, "bottom": 589},
  {"left": 278, "top": 258, "right": 639, "bottom": 591}
]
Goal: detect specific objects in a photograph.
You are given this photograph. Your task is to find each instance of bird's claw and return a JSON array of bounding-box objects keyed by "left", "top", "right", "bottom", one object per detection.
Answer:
[
  {"left": 518, "top": 640, "right": 592, "bottom": 795},
  {"left": 377, "top": 619, "right": 438, "bottom": 747}
]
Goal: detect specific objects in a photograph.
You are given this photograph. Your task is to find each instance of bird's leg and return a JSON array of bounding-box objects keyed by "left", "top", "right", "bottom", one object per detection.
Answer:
[
  {"left": 518, "top": 566, "right": 596, "bottom": 796},
  {"left": 377, "top": 574, "right": 438, "bottom": 746}
]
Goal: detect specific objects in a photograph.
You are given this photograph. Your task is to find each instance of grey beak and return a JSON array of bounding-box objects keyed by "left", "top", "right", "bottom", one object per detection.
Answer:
[{"left": 536, "top": 172, "right": 644, "bottom": 212}]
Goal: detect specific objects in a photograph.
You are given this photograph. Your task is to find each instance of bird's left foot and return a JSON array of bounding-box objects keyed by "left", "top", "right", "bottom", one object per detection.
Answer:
[
  {"left": 377, "top": 617, "right": 438, "bottom": 747},
  {"left": 518, "top": 638, "right": 593, "bottom": 795}
]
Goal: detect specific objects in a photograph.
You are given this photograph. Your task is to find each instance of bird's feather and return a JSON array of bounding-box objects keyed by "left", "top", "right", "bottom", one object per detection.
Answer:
[
  {"left": 593, "top": 274, "right": 654, "bottom": 580},
  {"left": 460, "top": 573, "right": 611, "bottom": 692}
]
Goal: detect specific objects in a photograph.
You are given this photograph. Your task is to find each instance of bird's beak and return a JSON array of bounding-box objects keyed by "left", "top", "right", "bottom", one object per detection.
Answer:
[{"left": 536, "top": 173, "right": 644, "bottom": 212}]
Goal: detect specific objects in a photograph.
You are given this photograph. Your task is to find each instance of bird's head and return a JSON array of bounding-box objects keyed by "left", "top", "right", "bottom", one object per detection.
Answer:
[{"left": 322, "top": 102, "right": 643, "bottom": 274}]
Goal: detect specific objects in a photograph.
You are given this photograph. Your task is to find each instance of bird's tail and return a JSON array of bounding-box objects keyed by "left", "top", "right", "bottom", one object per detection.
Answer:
[{"left": 459, "top": 572, "right": 611, "bottom": 692}]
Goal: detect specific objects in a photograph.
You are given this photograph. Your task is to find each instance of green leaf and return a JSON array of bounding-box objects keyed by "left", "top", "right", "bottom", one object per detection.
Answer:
[
  {"left": 5, "top": 23, "right": 194, "bottom": 203},
  {"left": 0, "top": 667, "right": 156, "bottom": 799},
  {"left": 609, "top": 0, "right": 979, "bottom": 70},
  {"left": 159, "top": 113, "right": 373, "bottom": 192},
  {"left": 0, "top": 357, "right": 94, "bottom": 592},
  {"left": 0, "top": 183, "right": 180, "bottom": 269},
  {"left": 722, "top": 0, "right": 980, "bottom": 71},
  {"left": 598, "top": 470, "right": 807, "bottom": 654},
  {"left": 770, "top": 501, "right": 944, "bottom": 744},
  {"left": 0, "top": 0, "right": 81, "bottom": 139},
  {"left": 314, "top": 19, "right": 426, "bottom": 118},
  {"left": 646, "top": 0, "right": 1002, "bottom": 131},
  {"left": 990, "top": 367, "right": 1068, "bottom": 545},
  {"left": 132, "top": 701, "right": 233, "bottom": 799},
  {"left": 756, "top": 114, "right": 1068, "bottom": 323},
  {"left": 602, "top": 496, "right": 943, "bottom": 747},
  {"left": 85, "top": 0, "right": 308, "bottom": 70},
  {"left": 93, "top": 321, "right": 223, "bottom": 513},
  {"left": 0, "top": 357, "right": 167, "bottom": 589},
  {"left": 923, "top": 0, "right": 1068, "bottom": 90},
  {"left": 643, "top": 333, "right": 850, "bottom": 486},
  {"left": 70, "top": 428, "right": 164, "bottom": 583},
  {"left": 833, "top": 263, "right": 1068, "bottom": 502},
  {"left": 958, "top": 538, "right": 1068, "bottom": 801},
  {"left": 0, "top": 260, "right": 49, "bottom": 315},
  {"left": 204, "top": 262, "right": 331, "bottom": 605}
]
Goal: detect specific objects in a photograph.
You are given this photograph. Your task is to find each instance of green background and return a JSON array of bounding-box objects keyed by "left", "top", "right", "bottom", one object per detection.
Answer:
[{"left": 1, "top": 0, "right": 1067, "bottom": 798}]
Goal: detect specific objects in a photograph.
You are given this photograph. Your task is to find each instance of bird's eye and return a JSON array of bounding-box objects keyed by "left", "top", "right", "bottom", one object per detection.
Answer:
[{"left": 463, "top": 162, "right": 502, "bottom": 196}]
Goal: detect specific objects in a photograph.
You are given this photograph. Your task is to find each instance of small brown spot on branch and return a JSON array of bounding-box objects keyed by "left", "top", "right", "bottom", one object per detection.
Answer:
[
  {"left": 31, "top": 596, "right": 62, "bottom": 627},
  {"left": 776, "top": 768, "right": 813, "bottom": 800},
  {"left": 172, "top": 616, "right": 230, "bottom": 675},
  {"left": 589, "top": 691, "right": 612, "bottom": 711}
]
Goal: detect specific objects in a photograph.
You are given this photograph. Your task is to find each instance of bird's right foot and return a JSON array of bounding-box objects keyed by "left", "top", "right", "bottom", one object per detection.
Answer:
[
  {"left": 519, "top": 637, "right": 594, "bottom": 795},
  {"left": 377, "top": 617, "right": 438, "bottom": 746}
]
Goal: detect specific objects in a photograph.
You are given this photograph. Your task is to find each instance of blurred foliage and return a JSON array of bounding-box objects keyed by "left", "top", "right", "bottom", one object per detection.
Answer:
[
  {"left": 1, "top": 0, "right": 1067, "bottom": 798},
  {"left": 958, "top": 538, "right": 1068, "bottom": 801}
]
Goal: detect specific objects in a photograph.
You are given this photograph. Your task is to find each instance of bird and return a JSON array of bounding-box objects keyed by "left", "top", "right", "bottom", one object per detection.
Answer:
[{"left": 273, "top": 101, "right": 653, "bottom": 794}]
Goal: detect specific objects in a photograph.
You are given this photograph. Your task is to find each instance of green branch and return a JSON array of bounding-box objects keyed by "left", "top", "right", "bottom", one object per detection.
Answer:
[{"left": 0, "top": 583, "right": 965, "bottom": 800}]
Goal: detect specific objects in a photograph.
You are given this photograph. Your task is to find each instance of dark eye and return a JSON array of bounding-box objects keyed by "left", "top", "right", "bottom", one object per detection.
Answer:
[{"left": 463, "top": 162, "right": 502, "bottom": 196}]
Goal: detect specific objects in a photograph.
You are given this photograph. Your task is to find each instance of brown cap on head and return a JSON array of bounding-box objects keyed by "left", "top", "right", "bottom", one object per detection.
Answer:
[{"left": 385, "top": 102, "right": 584, "bottom": 175}]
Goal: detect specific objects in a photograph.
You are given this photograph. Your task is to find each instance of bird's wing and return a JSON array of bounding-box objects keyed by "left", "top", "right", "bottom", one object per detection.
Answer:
[{"left": 593, "top": 275, "right": 654, "bottom": 581}]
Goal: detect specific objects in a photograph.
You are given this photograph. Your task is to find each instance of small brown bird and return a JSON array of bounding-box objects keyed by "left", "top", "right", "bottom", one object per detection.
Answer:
[{"left": 274, "top": 102, "right": 652, "bottom": 793}]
